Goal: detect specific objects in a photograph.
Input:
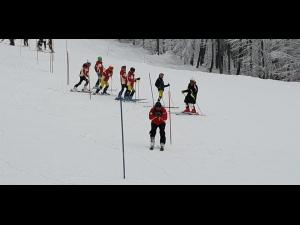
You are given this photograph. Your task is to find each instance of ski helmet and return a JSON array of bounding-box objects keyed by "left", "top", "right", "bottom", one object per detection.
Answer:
[
  {"left": 98, "top": 56, "right": 102, "bottom": 62},
  {"left": 121, "top": 65, "right": 126, "bottom": 69},
  {"left": 108, "top": 66, "right": 114, "bottom": 70},
  {"left": 190, "top": 78, "right": 196, "bottom": 83},
  {"left": 130, "top": 67, "right": 135, "bottom": 73},
  {"left": 159, "top": 73, "right": 164, "bottom": 78},
  {"left": 155, "top": 101, "right": 162, "bottom": 108}
]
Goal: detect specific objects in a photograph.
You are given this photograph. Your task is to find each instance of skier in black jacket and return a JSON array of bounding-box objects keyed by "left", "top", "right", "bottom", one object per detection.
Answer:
[
  {"left": 182, "top": 78, "right": 198, "bottom": 114},
  {"left": 155, "top": 73, "right": 170, "bottom": 102}
]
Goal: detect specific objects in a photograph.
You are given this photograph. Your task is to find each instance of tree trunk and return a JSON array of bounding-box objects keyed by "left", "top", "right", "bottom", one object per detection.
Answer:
[
  {"left": 156, "top": 39, "right": 160, "bottom": 55},
  {"left": 227, "top": 43, "right": 231, "bottom": 74},
  {"left": 196, "top": 39, "right": 207, "bottom": 68},
  {"left": 218, "top": 39, "right": 224, "bottom": 74},
  {"left": 209, "top": 39, "right": 214, "bottom": 73},
  {"left": 249, "top": 39, "right": 253, "bottom": 73},
  {"left": 216, "top": 39, "right": 220, "bottom": 69},
  {"left": 236, "top": 39, "right": 243, "bottom": 75}
]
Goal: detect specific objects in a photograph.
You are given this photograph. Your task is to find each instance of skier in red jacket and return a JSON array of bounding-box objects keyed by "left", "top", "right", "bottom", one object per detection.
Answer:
[
  {"left": 149, "top": 101, "right": 168, "bottom": 151},
  {"left": 124, "top": 67, "right": 140, "bottom": 100},
  {"left": 93, "top": 56, "right": 104, "bottom": 89},
  {"left": 72, "top": 62, "right": 91, "bottom": 92},
  {"left": 93, "top": 66, "right": 114, "bottom": 95},
  {"left": 116, "top": 66, "right": 128, "bottom": 100}
]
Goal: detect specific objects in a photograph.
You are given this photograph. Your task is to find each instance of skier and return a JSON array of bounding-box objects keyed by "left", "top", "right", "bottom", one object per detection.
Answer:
[
  {"left": 149, "top": 101, "right": 168, "bottom": 151},
  {"left": 116, "top": 66, "right": 127, "bottom": 100},
  {"left": 124, "top": 67, "right": 140, "bottom": 100},
  {"left": 24, "top": 39, "right": 29, "bottom": 46},
  {"left": 181, "top": 78, "right": 198, "bottom": 114},
  {"left": 93, "top": 56, "right": 104, "bottom": 89},
  {"left": 37, "top": 39, "right": 43, "bottom": 51},
  {"left": 94, "top": 66, "right": 114, "bottom": 95},
  {"left": 155, "top": 73, "right": 170, "bottom": 102},
  {"left": 9, "top": 39, "right": 15, "bottom": 46},
  {"left": 48, "top": 39, "right": 54, "bottom": 52},
  {"left": 72, "top": 62, "right": 91, "bottom": 92}
]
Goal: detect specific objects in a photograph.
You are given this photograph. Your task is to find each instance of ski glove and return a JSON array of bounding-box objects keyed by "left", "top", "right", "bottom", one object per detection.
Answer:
[
  {"left": 155, "top": 111, "right": 162, "bottom": 117},
  {"left": 136, "top": 77, "right": 141, "bottom": 81}
]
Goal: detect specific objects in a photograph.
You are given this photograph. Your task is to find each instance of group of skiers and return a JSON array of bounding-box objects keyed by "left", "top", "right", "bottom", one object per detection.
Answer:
[
  {"left": 37, "top": 39, "right": 54, "bottom": 52},
  {"left": 72, "top": 57, "right": 199, "bottom": 151},
  {"left": 1, "top": 39, "right": 54, "bottom": 53}
]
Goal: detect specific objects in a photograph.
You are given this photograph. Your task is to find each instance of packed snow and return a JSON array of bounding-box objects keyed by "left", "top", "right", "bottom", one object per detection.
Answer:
[{"left": 0, "top": 39, "right": 300, "bottom": 184}]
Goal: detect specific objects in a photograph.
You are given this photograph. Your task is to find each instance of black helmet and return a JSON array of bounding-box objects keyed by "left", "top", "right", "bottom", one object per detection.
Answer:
[
  {"left": 155, "top": 101, "right": 162, "bottom": 108},
  {"left": 130, "top": 67, "right": 135, "bottom": 72}
]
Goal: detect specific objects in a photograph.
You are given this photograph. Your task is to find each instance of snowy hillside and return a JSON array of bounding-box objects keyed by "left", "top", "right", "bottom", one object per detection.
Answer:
[{"left": 1, "top": 39, "right": 300, "bottom": 184}]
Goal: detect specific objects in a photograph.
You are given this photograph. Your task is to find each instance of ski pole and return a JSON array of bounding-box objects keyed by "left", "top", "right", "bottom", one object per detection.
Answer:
[
  {"left": 149, "top": 73, "right": 155, "bottom": 106},
  {"left": 168, "top": 86, "right": 172, "bottom": 145},
  {"left": 119, "top": 98, "right": 126, "bottom": 179}
]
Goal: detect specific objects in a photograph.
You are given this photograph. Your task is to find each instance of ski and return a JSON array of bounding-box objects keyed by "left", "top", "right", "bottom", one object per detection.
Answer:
[
  {"left": 173, "top": 112, "right": 204, "bottom": 116},
  {"left": 70, "top": 89, "right": 92, "bottom": 93},
  {"left": 143, "top": 105, "right": 179, "bottom": 109}
]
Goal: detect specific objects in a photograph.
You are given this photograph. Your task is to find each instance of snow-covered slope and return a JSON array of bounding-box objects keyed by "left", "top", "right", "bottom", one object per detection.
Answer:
[{"left": 1, "top": 39, "right": 300, "bottom": 184}]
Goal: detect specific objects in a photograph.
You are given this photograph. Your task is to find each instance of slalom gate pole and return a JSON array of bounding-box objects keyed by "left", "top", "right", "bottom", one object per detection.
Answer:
[
  {"left": 89, "top": 77, "right": 91, "bottom": 100},
  {"left": 149, "top": 73, "right": 155, "bottom": 106},
  {"left": 138, "top": 80, "right": 140, "bottom": 99},
  {"left": 134, "top": 82, "right": 137, "bottom": 101},
  {"left": 168, "top": 86, "right": 172, "bottom": 145},
  {"left": 111, "top": 75, "right": 113, "bottom": 93},
  {"left": 120, "top": 98, "right": 126, "bottom": 179}
]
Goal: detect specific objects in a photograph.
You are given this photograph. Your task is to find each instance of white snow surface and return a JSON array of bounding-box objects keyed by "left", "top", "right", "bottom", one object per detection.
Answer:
[{"left": 1, "top": 39, "right": 300, "bottom": 184}]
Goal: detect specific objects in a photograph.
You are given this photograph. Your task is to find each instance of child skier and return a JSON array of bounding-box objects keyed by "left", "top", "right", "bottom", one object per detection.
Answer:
[
  {"left": 72, "top": 62, "right": 91, "bottom": 92},
  {"left": 93, "top": 56, "right": 104, "bottom": 89},
  {"left": 149, "top": 101, "right": 168, "bottom": 151},
  {"left": 94, "top": 66, "right": 114, "bottom": 95},
  {"left": 182, "top": 78, "right": 198, "bottom": 114},
  {"left": 155, "top": 73, "right": 170, "bottom": 102},
  {"left": 116, "top": 66, "right": 127, "bottom": 100},
  {"left": 124, "top": 67, "right": 140, "bottom": 100}
]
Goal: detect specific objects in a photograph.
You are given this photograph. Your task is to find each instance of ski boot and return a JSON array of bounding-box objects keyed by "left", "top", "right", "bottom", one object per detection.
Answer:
[
  {"left": 183, "top": 106, "right": 190, "bottom": 114},
  {"left": 160, "top": 143, "right": 165, "bottom": 151},
  {"left": 71, "top": 87, "right": 78, "bottom": 92},
  {"left": 191, "top": 106, "right": 197, "bottom": 114},
  {"left": 150, "top": 137, "right": 155, "bottom": 150}
]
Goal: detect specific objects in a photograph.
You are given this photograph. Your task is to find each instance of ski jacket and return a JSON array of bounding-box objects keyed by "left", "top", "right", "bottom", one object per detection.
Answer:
[
  {"left": 182, "top": 83, "right": 198, "bottom": 100},
  {"left": 127, "top": 71, "right": 137, "bottom": 87},
  {"left": 155, "top": 77, "right": 169, "bottom": 91},
  {"left": 149, "top": 107, "right": 168, "bottom": 125},
  {"left": 80, "top": 64, "right": 90, "bottom": 77},
  {"left": 95, "top": 61, "right": 104, "bottom": 74},
  {"left": 120, "top": 69, "right": 127, "bottom": 85},
  {"left": 102, "top": 68, "right": 113, "bottom": 81}
]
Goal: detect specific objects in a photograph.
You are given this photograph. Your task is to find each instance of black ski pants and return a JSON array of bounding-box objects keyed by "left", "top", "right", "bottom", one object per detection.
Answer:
[
  {"left": 75, "top": 76, "right": 89, "bottom": 88},
  {"left": 150, "top": 122, "right": 166, "bottom": 144}
]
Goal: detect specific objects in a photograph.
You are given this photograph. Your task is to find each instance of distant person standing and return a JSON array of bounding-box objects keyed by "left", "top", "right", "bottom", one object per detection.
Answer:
[
  {"left": 9, "top": 39, "right": 15, "bottom": 46},
  {"left": 48, "top": 39, "right": 54, "bottom": 52},
  {"left": 24, "top": 39, "right": 29, "bottom": 46}
]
